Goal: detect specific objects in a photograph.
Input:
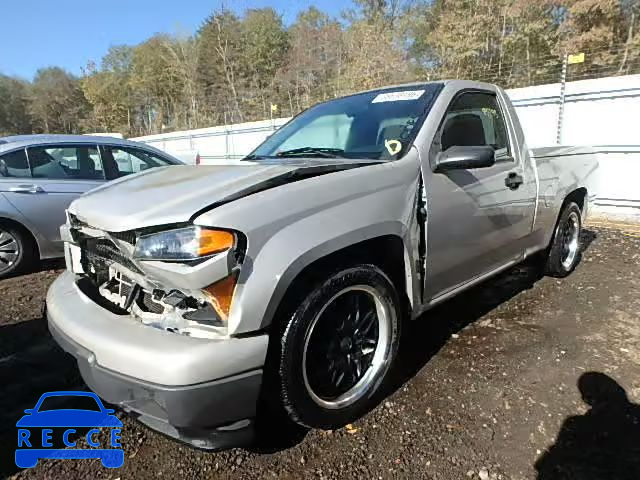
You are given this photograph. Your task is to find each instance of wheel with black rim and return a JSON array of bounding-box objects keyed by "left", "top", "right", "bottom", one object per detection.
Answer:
[
  {"left": 544, "top": 202, "right": 582, "bottom": 277},
  {"left": 278, "top": 264, "right": 401, "bottom": 429},
  {"left": 0, "top": 224, "right": 33, "bottom": 279}
]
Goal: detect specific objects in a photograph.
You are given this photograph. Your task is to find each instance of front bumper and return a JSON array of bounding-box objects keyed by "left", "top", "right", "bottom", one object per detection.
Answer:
[{"left": 47, "top": 271, "right": 269, "bottom": 449}]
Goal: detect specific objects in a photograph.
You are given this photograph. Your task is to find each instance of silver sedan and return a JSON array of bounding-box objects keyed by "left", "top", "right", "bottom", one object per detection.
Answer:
[{"left": 0, "top": 134, "right": 181, "bottom": 278}]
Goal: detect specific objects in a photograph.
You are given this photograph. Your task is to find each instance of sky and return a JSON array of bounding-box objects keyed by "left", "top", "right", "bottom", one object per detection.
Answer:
[{"left": 0, "top": 0, "right": 348, "bottom": 80}]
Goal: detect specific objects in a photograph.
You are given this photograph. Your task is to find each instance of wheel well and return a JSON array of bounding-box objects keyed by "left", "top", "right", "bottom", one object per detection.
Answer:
[
  {"left": 0, "top": 217, "right": 39, "bottom": 257},
  {"left": 270, "top": 235, "right": 408, "bottom": 332},
  {"left": 544, "top": 187, "right": 588, "bottom": 252},
  {"left": 564, "top": 187, "right": 587, "bottom": 214}
]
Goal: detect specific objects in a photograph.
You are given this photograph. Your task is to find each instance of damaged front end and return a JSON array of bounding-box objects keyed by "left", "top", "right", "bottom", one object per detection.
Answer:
[{"left": 63, "top": 213, "right": 242, "bottom": 339}]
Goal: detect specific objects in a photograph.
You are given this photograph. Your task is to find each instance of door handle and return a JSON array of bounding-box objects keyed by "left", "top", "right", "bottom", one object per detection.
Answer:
[
  {"left": 8, "top": 184, "right": 45, "bottom": 194},
  {"left": 505, "top": 172, "right": 523, "bottom": 190}
]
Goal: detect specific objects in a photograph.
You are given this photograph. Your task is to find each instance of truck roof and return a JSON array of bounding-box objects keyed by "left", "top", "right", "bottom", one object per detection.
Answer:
[{"left": 353, "top": 79, "right": 500, "bottom": 96}]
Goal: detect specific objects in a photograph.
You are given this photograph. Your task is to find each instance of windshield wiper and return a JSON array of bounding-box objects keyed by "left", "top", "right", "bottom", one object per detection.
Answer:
[
  {"left": 275, "top": 147, "right": 345, "bottom": 158},
  {"left": 243, "top": 154, "right": 273, "bottom": 160}
]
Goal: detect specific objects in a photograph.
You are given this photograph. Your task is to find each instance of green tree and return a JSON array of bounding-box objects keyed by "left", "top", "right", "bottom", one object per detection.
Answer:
[
  {"left": 0, "top": 75, "right": 32, "bottom": 135},
  {"left": 29, "top": 67, "right": 89, "bottom": 133},
  {"left": 278, "top": 7, "right": 345, "bottom": 114},
  {"left": 241, "top": 8, "right": 289, "bottom": 119},
  {"left": 406, "top": 0, "right": 561, "bottom": 87},
  {"left": 353, "top": 0, "right": 409, "bottom": 27},
  {"left": 339, "top": 19, "right": 411, "bottom": 93},
  {"left": 161, "top": 35, "right": 202, "bottom": 129},
  {"left": 197, "top": 10, "right": 245, "bottom": 124},
  {"left": 558, "top": 0, "right": 634, "bottom": 79},
  {"left": 130, "top": 35, "right": 185, "bottom": 133},
  {"left": 82, "top": 45, "right": 135, "bottom": 134}
]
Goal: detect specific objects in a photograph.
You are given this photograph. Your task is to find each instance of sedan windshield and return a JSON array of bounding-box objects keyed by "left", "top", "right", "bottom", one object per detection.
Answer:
[{"left": 246, "top": 84, "right": 442, "bottom": 161}]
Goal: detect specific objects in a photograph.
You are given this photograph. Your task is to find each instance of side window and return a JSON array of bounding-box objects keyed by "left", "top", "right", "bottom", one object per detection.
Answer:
[
  {"left": 27, "top": 145, "right": 104, "bottom": 180},
  {"left": 100, "top": 146, "right": 173, "bottom": 179},
  {"left": 440, "top": 92, "right": 508, "bottom": 154},
  {"left": 0, "top": 150, "right": 31, "bottom": 178}
]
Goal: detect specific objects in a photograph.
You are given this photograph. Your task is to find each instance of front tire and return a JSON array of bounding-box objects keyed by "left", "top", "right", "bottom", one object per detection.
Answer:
[
  {"left": 278, "top": 264, "right": 401, "bottom": 429},
  {"left": 544, "top": 202, "right": 582, "bottom": 277}
]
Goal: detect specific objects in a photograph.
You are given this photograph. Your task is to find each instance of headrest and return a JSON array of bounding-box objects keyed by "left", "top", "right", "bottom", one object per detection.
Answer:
[{"left": 441, "top": 113, "right": 486, "bottom": 150}]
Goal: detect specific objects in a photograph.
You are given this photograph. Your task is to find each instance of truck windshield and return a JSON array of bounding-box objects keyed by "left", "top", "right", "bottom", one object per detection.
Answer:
[{"left": 246, "top": 84, "right": 442, "bottom": 161}]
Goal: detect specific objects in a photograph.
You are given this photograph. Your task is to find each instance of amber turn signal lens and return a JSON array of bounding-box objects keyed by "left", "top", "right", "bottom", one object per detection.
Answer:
[
  {"left": 203, "top": 273, "right": 238, "bottom": 321},
  {"left": 198, "top": 229, "right": 234, "bottom": 257}
]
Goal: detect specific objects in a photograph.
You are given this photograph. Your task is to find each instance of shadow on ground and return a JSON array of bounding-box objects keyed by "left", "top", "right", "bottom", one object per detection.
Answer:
[
  {"left": 535, "top": 372, "right": 640, "bottom": 480},
  {"left": 253, "top": 229, "right": 598, "bottom": 453},
  {"left": 388, "top": 228, "right": 596, "bottom": 395},
  {"left": 2, "top": 258, "right": 66, "bottom": 281},
  {"left": 0, "top": 315, "right": 81, "bottom": 477}
]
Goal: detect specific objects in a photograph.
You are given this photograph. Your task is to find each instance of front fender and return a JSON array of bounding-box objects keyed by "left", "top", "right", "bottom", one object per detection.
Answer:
[{"left": 194, "top": 156, "right": 421, "bottom": 335}]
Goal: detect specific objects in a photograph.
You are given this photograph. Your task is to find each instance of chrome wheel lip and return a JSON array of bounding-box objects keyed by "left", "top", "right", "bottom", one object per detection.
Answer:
[
  {"left": 0, "top": 228, "right": 20, "bottom": 274},
  {"left": 560, "top": 211, "right": 580, "bottom": 270},
  {"left": 302, "top": 285, "right": 393, "bottom": 410}
]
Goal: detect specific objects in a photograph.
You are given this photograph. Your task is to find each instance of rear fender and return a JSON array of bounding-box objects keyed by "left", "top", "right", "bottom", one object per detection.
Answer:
[{"left": 0, "top": 193, "right": 51, "bottom": 259}]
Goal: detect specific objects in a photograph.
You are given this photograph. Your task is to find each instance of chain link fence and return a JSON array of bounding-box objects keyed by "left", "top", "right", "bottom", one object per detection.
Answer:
[{"left": 421, "top": 44, "right": 640, "bottom": 90}]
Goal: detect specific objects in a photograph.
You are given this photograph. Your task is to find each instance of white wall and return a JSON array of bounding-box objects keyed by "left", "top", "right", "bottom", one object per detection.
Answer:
[
  {"left": 134, "top": 117, "right": 289, "bottom": 164},
  {"left": 508, "top": 75, "right": 640, "bottom": 220},
  {"left": 508, "top": 74, "right": 640, "bottom": 147},
  {"left": 133, "top": 74, "right": 640, "bottom": 220}
]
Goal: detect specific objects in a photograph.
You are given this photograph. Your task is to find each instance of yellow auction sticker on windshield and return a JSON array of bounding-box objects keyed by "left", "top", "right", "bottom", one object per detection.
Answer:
[{"left": 385, "top": 139, "right": 402, "bottom": 155}]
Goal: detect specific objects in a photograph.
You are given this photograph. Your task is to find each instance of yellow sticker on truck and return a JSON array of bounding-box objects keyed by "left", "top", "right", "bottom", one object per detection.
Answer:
[{"left": 385, "top": 139, "right": 402, "bottom": 155}]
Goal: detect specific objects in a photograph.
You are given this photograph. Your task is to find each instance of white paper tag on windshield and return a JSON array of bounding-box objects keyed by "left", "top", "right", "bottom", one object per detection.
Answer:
[{"left": 372, "top": 90, "right": 425, "bottom": 103}]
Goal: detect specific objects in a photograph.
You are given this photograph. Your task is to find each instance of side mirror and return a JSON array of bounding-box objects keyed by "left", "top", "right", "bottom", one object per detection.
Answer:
[
  {"left": 434, "top": 145, "right": 495, "bottom": 172},
  {"left": 24, "top": 409, "right": 34, "bottom": 414}
]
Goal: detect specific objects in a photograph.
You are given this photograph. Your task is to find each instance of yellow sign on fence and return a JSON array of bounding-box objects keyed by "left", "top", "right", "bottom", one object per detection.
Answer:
[{"left": 568, "top": 52, "right": 585, "bottom": 64}]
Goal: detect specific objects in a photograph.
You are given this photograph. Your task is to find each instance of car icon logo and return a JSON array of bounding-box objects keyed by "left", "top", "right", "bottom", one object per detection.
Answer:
[{"left": 15, "top": 391, "right": 124, "bottom": 468}]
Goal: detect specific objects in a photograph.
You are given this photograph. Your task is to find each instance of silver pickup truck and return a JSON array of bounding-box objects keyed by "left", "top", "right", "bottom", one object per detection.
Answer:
[{"left": 47, "top": 80, "right": 598, "bottom": 449}]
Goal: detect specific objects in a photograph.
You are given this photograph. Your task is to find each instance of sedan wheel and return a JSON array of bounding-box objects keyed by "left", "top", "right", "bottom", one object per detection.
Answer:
[{"left": 0, "top": 227, "right": 21, "bottom": 275}]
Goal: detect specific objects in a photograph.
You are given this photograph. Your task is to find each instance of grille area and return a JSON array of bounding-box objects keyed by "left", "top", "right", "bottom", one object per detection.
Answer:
[
  {"left": 101, "top": 270, "right": 165, "bottom": 315},
  {"left": 68, "top": 213, "right": 87, "bottom": 228},
  {"left": 140, "top": 292, "right": 165, "bottom": 314},
  {"left": 110, "top": 230, "right": 137, "bottom": 245},
  {"left": 83, "top": 238, "right": 142, "bottom": 275}
]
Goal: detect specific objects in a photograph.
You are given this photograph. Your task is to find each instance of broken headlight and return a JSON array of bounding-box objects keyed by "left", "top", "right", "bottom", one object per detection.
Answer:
[{"left": 133, "top": 226, "right": 234, "bottom": 262}]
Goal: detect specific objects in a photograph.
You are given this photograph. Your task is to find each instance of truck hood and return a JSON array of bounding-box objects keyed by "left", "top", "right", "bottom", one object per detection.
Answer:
[{"left": 69, "top": 160, "right": 379, "bottom": 231}]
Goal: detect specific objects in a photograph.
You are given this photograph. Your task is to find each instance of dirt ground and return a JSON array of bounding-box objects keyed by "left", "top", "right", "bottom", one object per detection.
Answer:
[{"left": 1, "top": 224, "right": 639, "bottom": 480}]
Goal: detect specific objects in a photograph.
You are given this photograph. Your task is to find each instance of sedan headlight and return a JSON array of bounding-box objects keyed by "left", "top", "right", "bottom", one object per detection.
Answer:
[{"left": 133, "top": 226, "right": 234, "bottom": 261}]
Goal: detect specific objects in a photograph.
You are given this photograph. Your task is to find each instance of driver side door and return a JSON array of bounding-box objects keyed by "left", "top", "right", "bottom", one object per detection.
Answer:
[{"left": 423, "top": 90, "right": 536, "bottom": 302}]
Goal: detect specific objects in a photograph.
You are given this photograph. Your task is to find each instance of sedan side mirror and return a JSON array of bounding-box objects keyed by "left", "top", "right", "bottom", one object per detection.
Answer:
[{"left": 434, "top": 145, "right": 495, "bottom": 172}]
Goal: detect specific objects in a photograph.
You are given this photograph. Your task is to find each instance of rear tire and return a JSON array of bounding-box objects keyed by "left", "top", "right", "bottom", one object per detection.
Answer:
[
  {"left": 543, "top": 202, "right": 582, "bottom": 278},
  {"left": 276, "top": 264, "right": 401, "bottom": 429},
  {"left": 0, "top": 223, "right": 35, "bottom": 279}
]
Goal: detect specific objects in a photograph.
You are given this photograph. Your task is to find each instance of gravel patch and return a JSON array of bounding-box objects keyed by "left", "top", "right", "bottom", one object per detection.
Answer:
[{"left": 2, "top": 226, "right": 639, "bottom": 479}]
